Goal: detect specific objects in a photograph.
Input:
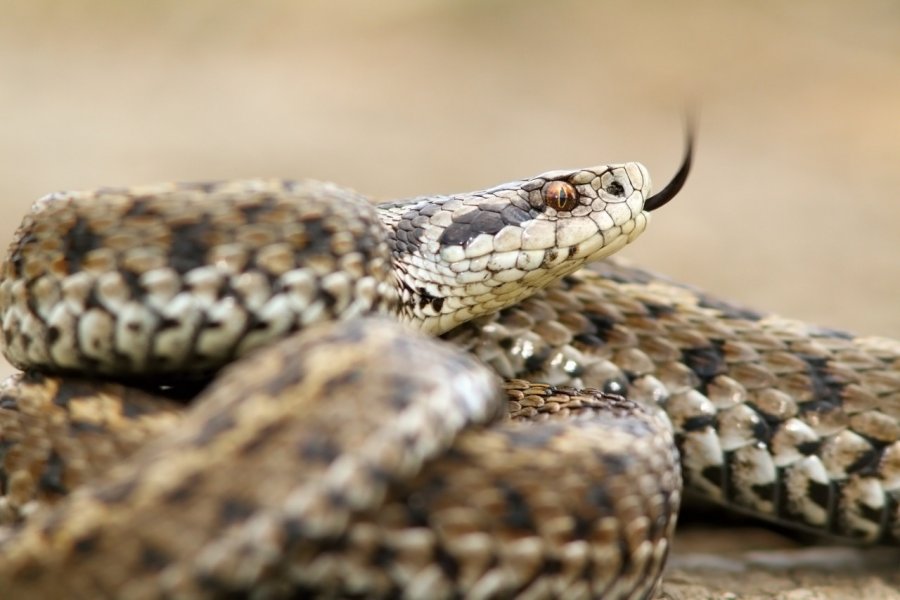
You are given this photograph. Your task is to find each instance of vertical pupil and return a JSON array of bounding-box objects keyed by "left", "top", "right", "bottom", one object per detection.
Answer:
[{"left": 545, "top": 181, "right": 576, "bottom": 211}]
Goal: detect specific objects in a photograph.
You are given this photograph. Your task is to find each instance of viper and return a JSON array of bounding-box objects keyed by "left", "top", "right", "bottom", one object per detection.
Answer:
[{"left": 0, "top": 134, "right": 897, "bottom": 599}]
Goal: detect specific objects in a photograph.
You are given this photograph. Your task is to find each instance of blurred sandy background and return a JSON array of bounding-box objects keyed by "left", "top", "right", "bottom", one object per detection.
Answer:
[
  {"left": 1, "top": 0, "right": 898, "bottom": 380},
  {"left": 2, "top": 3, "right": 900, "bottom": 596}
]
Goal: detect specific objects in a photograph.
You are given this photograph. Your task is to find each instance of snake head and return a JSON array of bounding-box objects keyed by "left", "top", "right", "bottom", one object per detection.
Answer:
[
  {"left": 381, "top": 130, "right": 694, "bottom": 334},
  {"left": 382, "top": 160, "right": 667, "bottom": 334}
]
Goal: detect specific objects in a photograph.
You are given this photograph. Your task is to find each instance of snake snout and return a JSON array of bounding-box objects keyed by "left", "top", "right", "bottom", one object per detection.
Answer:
[{"left": 643, "top": 129, "right": 694, "bottom": 212}]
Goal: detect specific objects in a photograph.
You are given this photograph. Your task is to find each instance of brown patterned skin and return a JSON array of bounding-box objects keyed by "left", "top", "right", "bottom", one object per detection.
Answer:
[
  {"left": 0, "top": 372, "right": 183, "bottom": 523},
  {"left": 0, "top": 260, "right": 897, "bottom": 598},
  {"left": 0, "top": 319, "right": 679, "bottom": 599},
  {"left": 0, "top": 180, "right": 398, "bottom": 377},
  {"left": 449, "top": 260, "right": 900, "bottom": 544},
  {"left": 0, "top": 153, "right": 897, "bottom": 598}
]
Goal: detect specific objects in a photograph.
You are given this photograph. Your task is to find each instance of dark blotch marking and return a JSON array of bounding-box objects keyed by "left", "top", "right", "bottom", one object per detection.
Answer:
[
  {"left": 500, "top": 484, "right": 535, "bottom": 531},
  {"left": 260, "top": 362, "right": 308, "bottom": 398},
  {"left": 139, "top": 544, "right": 171, "bottom": 572},
  {"left": 386, "top": 374, "right": 422, "bottom": 411},
  {"left": 541, "top": 248, "right": 559, "bottom": 268},
  {"left": 584, "top": 313, "right": 616, "bottom": 340},
  {"left": 0, "top": 448, "right": 8, "bottom": 496},
  {"left": 437, "top": 221, "right": 477, "bottom": 248},
  {"left": 469, "top": 210, "right": 506, "bottom": 236},
  {"left": 885, "top": 496, "right": 900, "bottom": 544},
  {"left": 574, "top": 333, "right": 606, "bottom": 347},
  {"left": 157, "top": 317, "right": 182, "bottom": 331},
  {"left": 434, "top": 542, "right": 461, "bottom": 581},
  {"left": 371, "top": 544, "right": 397, "bottom": 568},
  {"left": 796, "top": 354, "right": 846, "bottom": 410},
  {"left": 585, "top": 481, "right": 613, "bottom": 512},
  {"left": 165, "top": 472, "right": 204, "bottom": 504},
  {"left": 298, "top": 434, "right": 340, "bottom": 463},
  {"left": 644, "top": 302, "right": 676, "bottom": 318},
  {"left": 282, "top": 517, "right": 307, "bottom": 544},
  {"left": 239, "top": 419, "right": 289, "bottom": 456},
  {"left": 807, "top": 479, "right": 833, "bottom": 512},
  {"left": 696, "top": 293, "right": 764, "bottom": 321},
  {"left": 46, "top": 326, "right": 61, "bottom": 345},
  {"left": 72, "top": 532, "right": 100, "bottom": 555},
  {"left": 238, "top": 194, "right": 278, "bottom": 223},
  {"left": 681, "top": 414, "right": 716, "bottom": 432},
  {"left": 0, "top": 393, "right": 18, "bottom": 410},
  {"left": 417, "top": 202, "right": 440, "bottom": 217},
  {"left": 572, "top": 514, "right": 595, "bottom": 540},
  {"left": 122, "top": 197, "right": 153, "bottom": 217},
  {"left": 807, "top": 325, "right": 854, "bottom": 341},
  {"left": 523, "top": 344, "right": 553, "bottom": 373},
  {"left": 681, "top": 343, "right": 727, "bottom": 382},
  {"left": 21, "top": 370, "right": 47, "bottom": 385},
  {"left": 119, "top": 269, "right": 145, "bottom": 300},
  {"left": 859, "top": 502, "right": 885, "bottom": 530},
  {"left": 600, "top": 450, "right": 631, "bottom": 475},
  {"left": 70, "top": 420, "right": 105, "bottom": 434},
  {"left": 437, "top": 202, "right": 535, "bottom": 248},
  {"left": 699, "top": 464, "right": 726, "bottom": 492},
  {"left": 51, "top": 379, "right": 96, "bottom": 408},
  {"left": 187, "top": 181, "right": 223, "bottom": 194},
  {"left": 416, "top": 287, "right": 444, "bottom": 314},
  {"left": 501, "top": 204, "right": 532, "bottom": 225},
  {"left": 751, "top": 416, "right": 773, "bottom": 444},
  {"left": 318, "top": 286, "right": 339, "bottom": 309},
  {"left": 750, "top": 481, "right": 777, "bottom": 505},
  {"left": 543, "top": 558, "right": 562, "bottom": 575},
  {"left": 326, "top": 489, "right": 349, "bottom": 510},
  {"left": 7, "top": 233, "right": 33, "bottom": 278},
  {"left": 218, "top": 498, "right": 256, "bottom": 525},
  {"left": 367, "top": 464, "right": 394, "bottom": 487},
  {"left": 329, "top": 319, "right": 369, "bottom": 344},
  {"left": 796, "top": 439, "right": 822, "bottom": 456},
  {"left": 319, "top": 368, "right": 361, "bottom": 399},
  {"left": 38, "top": 450, "right": 67, "bottom": 495},
  {"left": 846, "top": 446, "right": 881, "bottom": 476},
  {"left": 169, "top": 218, "right": 214, "bottom": 274},
  {"left": 94, "top": 477, "right": 139, "bottom": 504},
  {"left": 64, "top": 216, "right": 103, "bottom": 273},
  {"left": 192, "top": 412, "right": 238, "bottom": 447},
  {"left": 120, "top": 398, "right": 159, "bottom": 419}
]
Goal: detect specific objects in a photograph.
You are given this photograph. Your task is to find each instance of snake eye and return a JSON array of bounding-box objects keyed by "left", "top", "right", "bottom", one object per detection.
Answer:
[{"left": 542, "top": 181, "right": 578, "bottom": 212}]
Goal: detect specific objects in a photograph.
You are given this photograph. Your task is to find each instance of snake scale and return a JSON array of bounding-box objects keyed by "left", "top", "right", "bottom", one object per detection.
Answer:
[{"left": 0, "top": 137, "right": 897, "bottom": 599}]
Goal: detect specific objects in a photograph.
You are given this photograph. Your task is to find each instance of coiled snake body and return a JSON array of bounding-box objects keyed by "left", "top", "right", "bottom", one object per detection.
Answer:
[{"left": 0, "top": 143, "right": 897, "bottom": 599}]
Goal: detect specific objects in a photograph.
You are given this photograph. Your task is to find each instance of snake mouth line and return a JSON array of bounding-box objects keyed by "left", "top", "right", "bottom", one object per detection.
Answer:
[{"left": 644, "top": 127, "right": 694, "bottom": 212}]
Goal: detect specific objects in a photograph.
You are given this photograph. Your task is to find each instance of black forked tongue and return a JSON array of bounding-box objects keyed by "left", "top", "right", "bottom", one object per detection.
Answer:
[{"left": 644, "top": 126, "right": 694, "bottom": 211}]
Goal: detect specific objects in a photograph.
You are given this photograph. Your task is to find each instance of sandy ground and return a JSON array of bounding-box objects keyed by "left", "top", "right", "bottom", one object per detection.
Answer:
[{"left": 1, "top": 1, "right": 899, "bottom": 597}]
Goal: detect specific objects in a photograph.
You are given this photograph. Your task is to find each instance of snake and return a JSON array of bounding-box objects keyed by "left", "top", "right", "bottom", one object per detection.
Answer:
[{"left": 0, "top": 135, "right": 897, "bottom": 600}]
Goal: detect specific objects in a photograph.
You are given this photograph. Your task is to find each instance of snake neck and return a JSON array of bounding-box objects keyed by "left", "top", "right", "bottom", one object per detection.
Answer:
[{"left": 376, "top": 162, "right": 653, "bottom": 335}]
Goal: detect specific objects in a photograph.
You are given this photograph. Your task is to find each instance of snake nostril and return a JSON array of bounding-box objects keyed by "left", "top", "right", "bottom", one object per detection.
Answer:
[
  {"left": 542, "top": 181, "right": 579, "bottom": 212},
  {"left": 605, "top": 181, "right": 625, "bottom": 197}
]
